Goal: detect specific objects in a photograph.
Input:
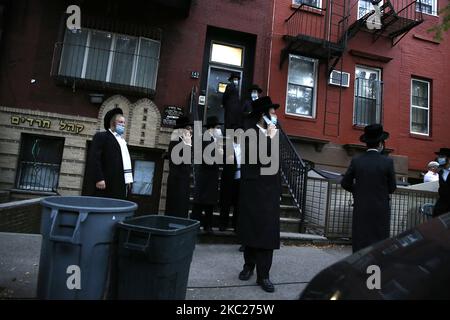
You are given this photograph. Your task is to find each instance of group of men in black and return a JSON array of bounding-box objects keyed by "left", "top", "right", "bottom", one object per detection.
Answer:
[{"left": 165, "top": 72, "right": 281, "bottom": 292}]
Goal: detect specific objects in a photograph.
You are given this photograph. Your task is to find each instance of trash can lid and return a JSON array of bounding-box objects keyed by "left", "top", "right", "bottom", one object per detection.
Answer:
[{"left": 41, "top": 196, "right": 138, "bottom": 213}]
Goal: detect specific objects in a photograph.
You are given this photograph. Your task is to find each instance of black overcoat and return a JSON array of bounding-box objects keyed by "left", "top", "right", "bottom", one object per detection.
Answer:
[
  {"left": 85, "top": 130, "right": 127, "bottom": 200},
  {"left": 192, "top": 135, "right": 220, "bottom": 206},
  {"left": 219, "top": 143, "right": 239, "bottom": 209},
  {"left": 165, "top": 138, "right": 192, "bottom": 218},
  {"left": 237, "top": 125, "right": 281, "bottom": 250},
  {"left": 222, "top": 83, "right": 242, "bottom": 129},
  {"left": 341, "top": 151, "right": 397, "bottom": 252},
  {"left": 433, "top": 170, "right": 450, "bottom": 217}
]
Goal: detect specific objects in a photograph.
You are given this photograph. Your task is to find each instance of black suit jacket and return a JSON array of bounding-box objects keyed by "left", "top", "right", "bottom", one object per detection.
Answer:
[
  {"left": 85, "top": 130, "right": 127, "bottom": 199},
  {"left": 341, "top": 150, "right": 397, "bottom": 252},
  {"left": 434, "top": 169, "right": 450, "bottom": 217}
]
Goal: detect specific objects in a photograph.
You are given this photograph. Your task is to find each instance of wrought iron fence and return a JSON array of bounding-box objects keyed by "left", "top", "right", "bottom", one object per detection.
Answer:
[
  {"left": 279, "top": 127, "right": 309, "bottom": 231},
  {"left": 303, "top": 177, "right": 439, "bottom": 241},
  {"left": 16, "top": 161, "right": 60, "bottom": 192}
]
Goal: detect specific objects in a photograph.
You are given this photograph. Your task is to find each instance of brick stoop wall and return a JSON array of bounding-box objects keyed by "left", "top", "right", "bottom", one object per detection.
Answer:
[{"left": 0, "top": 198, "right": 42, "bottom": 234}]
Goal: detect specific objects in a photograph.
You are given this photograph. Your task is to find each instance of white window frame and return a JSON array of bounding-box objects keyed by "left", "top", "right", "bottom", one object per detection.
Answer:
[
  {"left": 410, "top": 78, "right": 431, "bottom": 136},
  {"left": 61, "top": 28, "right": 161, "bottom": 90},
  {"left": 292, "top": 0, "right": 322, "bottom": 9},
  {"left": 416, "top": 0, "right": 438, "bottom": 16},
  {"left": 285, "top": 54, "right": 318, "bottom": 119},
  {"left": 353, "top": 65, "right": 382, "bottom": 126},
  {"left": 358, "top": 0, "right": 384, "bottom": 20}
]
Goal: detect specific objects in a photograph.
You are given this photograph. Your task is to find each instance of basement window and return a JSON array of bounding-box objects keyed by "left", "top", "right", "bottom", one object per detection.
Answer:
[{"left": 16, "top": 134, "right": 64, "bottom": 192}]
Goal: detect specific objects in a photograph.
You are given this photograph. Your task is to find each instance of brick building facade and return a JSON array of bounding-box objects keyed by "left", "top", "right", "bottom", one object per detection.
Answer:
[
  {"left": 0, "top": 0, "right": 273, "bottom": 214},
  {"left": 269, "top": 0, "right": 450, "bottom": 182}
]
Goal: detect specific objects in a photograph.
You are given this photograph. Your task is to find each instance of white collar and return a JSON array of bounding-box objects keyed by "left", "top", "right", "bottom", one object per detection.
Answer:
[{"left": 367, "top": 148, "right": 379, "bottom": 152}]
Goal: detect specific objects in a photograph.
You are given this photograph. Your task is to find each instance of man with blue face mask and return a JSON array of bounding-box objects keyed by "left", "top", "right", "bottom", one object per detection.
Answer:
[
  {"left": 433, "top": 148, "right": 450, "bottom": 217},
  {"left": 85, "top": 107, "right": 133, "bottom": 200}
]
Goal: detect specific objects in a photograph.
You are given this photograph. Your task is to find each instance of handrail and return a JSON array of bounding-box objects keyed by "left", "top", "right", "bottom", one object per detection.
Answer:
[{"left": 279, "top": 125, "right": 309, "bottom": 231}]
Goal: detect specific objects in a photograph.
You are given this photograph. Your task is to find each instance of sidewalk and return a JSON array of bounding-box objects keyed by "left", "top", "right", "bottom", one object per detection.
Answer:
[{"left": 0, "top": 232, "right": 351, "bottom": 300}]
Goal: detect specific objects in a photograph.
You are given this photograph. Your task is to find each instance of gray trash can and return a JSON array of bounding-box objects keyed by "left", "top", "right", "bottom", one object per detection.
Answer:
[
  {"left": 115, "top": 215, "right": 200, "bottom": 299},
  {"left": 37, "top": 196, "right": 137, "bottom": 300}
]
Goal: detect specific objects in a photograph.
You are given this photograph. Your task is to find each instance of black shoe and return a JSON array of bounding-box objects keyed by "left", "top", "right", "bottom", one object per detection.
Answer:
[
  {"left": 238, "top": 267, "right": 254, "bottom": 281},
  {"left": 257, "top": 278, "right": 275, "bottom": 293},
  {"left": 238, "top": 245, "right": 245, "bottom": 252},
  {"left": 204, "top": 226, "right": 212, "bottom": 233},
  {"left": 219, "top": 226, "right": 227, "bottom": 232}
]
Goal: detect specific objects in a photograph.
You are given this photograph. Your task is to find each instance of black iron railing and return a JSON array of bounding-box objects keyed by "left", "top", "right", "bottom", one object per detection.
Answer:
[
  {"left": 51, "top": 42, "right": 160, "bottom": 96},
  {"left": 285, "top": 1, "right": 349, "bottom": 46},
  {"left": 279, "top": 126, "right": 309, "bottom": 232},
  {"left": 303, "top": 178, "right": 438, "bottom": 240},
  {"left": 16, "top": 161, "right": 60, "bottom": 192}
]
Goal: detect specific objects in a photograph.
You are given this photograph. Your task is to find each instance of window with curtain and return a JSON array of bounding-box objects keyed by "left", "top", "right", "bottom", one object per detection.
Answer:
[
  {"left": 286, "top": 54, "right": 318, "bottom": 118},
  {"left": 59, "top": 28, "right": 160, "bottom": 90},
  {"left": 411, "top": 79, "right": 430, "bottom": 135}
]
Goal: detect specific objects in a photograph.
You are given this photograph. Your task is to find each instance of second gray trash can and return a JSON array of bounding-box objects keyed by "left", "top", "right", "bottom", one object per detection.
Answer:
[
  {"left": 37, "top": 196, "right": 137, "bottom": 300},
  {"left": 115, "top": 215, "right": 200, "bottom": 299}
]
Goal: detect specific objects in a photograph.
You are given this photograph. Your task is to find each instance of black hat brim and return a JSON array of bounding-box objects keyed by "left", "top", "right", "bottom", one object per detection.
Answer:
[
  {"left": 203, "top": 122, "right": 223, "bottom": 128},
  {"left": 435, "top": 149, "right": 450, "bottom": 157},
  {"left": 360, "top": 131, "right": 389, "bottom": 143},
  {"left": 104, "top": 108, "right": 123, "bottom": 130}
]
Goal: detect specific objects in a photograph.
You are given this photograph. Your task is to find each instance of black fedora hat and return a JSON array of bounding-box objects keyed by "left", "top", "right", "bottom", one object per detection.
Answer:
[
  {"left": 228, "top": 72, "right": 241, "bottom": 81},
  {"left": 174, "top": 116, "right": 193, "bottom": 129},
  {"left": 248, "top": 84, "right": 263, "bottom": 93},
  {"left": 104, "top": 107, "right": 123, "bottom": 130},
  {"left": 250, "top": 96, "right": 280, "bottom": 115},
  {"left": 435, "top": 148, "right": 450, "bottom": 157},
  {"left": 203, "top": 116, "right": 223, "bottom": 129},
  {"left": 360, "top": 124, "right": 389, "bottom": 144}
]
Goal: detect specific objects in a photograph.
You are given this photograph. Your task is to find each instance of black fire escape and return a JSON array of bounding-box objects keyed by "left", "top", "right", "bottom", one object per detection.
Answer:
[
  {"left": 281, "top": 0, "right": 424, "bottom": 74},
  {"left": 278, "top": 0, "right": 424, "bottom": 232}
]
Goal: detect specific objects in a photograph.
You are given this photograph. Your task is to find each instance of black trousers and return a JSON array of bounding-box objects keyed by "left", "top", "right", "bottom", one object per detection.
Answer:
[
  {"left": 191, "top": 204, "right": 214, "bottom": 230},
  {"left": 219, "top": 179, "right": 240, "bottom": 230},
  {"left": 243, "top": 247, "right": 273, "bottom": 280}
]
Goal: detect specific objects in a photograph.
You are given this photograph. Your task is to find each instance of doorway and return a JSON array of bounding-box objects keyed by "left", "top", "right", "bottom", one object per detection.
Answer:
[
  {"left": 82, "top": 142, "right": 164, "bottom": 216},
  {"left": 200, "top": 27, "right": 257, "bottom": 123}
]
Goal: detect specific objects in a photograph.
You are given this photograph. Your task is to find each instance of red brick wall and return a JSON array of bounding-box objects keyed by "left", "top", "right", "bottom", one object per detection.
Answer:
[
  {"left": 270, "top": 0, "right": 450, "bottom": 172},
  {"left": 0, "top": 0, "right": 274, "bottom": 118},
  {"left": 0, "top": 198, "right": 42, "bottom": 234}
]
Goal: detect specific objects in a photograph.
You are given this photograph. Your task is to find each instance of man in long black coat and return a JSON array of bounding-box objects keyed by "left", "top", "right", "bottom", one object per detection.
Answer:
[
  {"left": 222, "top": 72, "right": 242, "bottom": 130},
  {"left": 85, "top": 108, "right": 133, "bottom": 200},
  {"left": 237, "top": 96, "right": 281, "bottom": 293},
  {"left": 219, "top": 130, "right": 241, "bottom": 231},
  {"left": 191, "top": 116, "right": 223, "bottom": 232},
  {"left": 433, "top": 147, "right": 450, "bottom": 217},
  {"left": 165, "top": 116, "right": 193, "bottom": 218},
  {"left": 341, "top": 124, "right": 397, "bottom": 253}
]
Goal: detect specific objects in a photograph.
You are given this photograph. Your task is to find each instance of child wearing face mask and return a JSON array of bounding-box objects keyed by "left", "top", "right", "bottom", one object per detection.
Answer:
[{"left": 223, "top": 72, "right": 243, "bottom": 130}]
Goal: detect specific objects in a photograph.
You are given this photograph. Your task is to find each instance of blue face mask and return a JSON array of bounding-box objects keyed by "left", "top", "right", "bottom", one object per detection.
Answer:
[
  {"left": 115, "top": 124, "right": 125, "bottom": 135},
  {"left": 437, "top": 157, "right": 447, "bottom": 166},
  {"left": 271, "top": 116, "right": 277, "bottom": 125}
]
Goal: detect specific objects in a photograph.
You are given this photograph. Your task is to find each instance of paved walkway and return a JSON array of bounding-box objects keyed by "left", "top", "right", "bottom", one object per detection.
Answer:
[{"left": 0, "top": 232, "right": 351, "bottom": 300}]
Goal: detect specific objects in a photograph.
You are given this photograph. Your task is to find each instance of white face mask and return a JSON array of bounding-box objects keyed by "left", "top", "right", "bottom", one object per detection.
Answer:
[
  {"left": 233, "top": 79, "right": 239, "bottom": 86},
  {"left": 251, "top": 91, "right": 259, "bottom": 101}
]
